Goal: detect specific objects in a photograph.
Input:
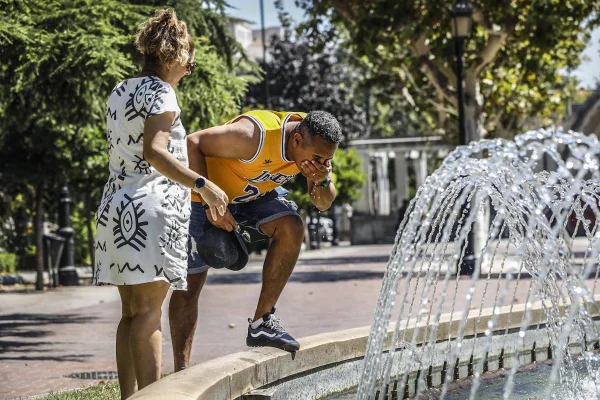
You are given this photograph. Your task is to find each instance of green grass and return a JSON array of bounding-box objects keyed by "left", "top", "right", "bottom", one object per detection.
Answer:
[
  {"left": 32, "top": 373, "right": 172, "bottom": 399},
  {"left": 33, "top": 381, "right": 120, "bottom": 400}
]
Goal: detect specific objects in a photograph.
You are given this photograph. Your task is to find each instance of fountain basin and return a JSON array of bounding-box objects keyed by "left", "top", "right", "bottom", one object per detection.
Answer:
[{"left": 129, "top": 295, "right": 600, "bottom": 399}]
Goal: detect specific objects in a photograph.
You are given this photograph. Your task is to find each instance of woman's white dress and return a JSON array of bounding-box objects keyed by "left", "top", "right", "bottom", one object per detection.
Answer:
[{"left": 94, "top": 76, "right": 190, "bottom": 290}]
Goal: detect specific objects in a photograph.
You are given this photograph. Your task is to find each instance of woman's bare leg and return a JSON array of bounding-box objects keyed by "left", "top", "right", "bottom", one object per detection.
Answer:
[
  {"left": 117, "top": 285, "right": 138, "bottom": 399},
  {"left": 129, "top": 280, "right": 170, "bottom": 391}
]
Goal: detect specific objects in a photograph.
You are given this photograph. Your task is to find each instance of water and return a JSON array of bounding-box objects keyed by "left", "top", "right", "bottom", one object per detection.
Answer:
[
  {"left": 356, "top": 129, "right": 600, "bottom": 399},
  {"left": 445, "top": 355, "right": 600, "bottom": 400},
  {"left": 329, "top": 355, "right": 600, "bottom": 400}
]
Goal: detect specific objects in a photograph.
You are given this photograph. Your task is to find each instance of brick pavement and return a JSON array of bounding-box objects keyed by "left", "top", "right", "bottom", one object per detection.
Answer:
[
  {"left": 0, "top": 245, "right": 390, "bottom": 399},
  {"left": 0, "top": 243, "right": 595, "bottom": 399}
]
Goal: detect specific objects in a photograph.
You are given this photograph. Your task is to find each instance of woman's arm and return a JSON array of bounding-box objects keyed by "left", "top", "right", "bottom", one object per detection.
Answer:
[
  {"left": 143, "top": 112, "right": 228, "bottom": 219},
  {"left": 144, "top": 112, "right": 198, "bottom": 188},
  {"left": 186, "top": 118, "right": 259, "bottom": 230}
]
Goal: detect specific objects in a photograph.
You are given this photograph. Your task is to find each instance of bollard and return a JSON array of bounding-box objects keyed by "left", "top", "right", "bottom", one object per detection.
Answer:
[
  {"left": 308, "top": 211, "right": 321, "bottom": 250},
  {"left": 43, "top": 233, "right": 65, "bottom": 288},
  {"left": 57, "top": 186, "right": 79, "bottom": 286}
]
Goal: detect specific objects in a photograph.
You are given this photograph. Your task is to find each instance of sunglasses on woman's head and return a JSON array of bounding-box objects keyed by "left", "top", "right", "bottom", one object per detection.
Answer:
[{"left": 187, "top": 61, "right": 196, "bottom": 73}]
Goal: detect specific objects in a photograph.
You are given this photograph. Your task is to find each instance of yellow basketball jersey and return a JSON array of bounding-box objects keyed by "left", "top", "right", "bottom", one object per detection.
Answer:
[{"left": 191, "top": 110, "right": 305, "bottom": 204}]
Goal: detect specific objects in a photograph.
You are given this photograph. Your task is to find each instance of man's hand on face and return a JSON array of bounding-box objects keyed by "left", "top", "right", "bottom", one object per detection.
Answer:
[
  {"left": 300, "top": 159, "right": 331, "bottom": 184},
  {"left": 206, "top": 208, "right": 238, "bottom": 232}
]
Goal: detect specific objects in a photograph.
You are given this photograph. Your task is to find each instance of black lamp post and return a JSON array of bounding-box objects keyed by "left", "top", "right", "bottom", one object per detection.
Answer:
[
  {"left": 450, "top": 0, "right": 476, "bottom": 275},
  {"left": 450, "top": 0, "right": 473, "bottom": 146},
  {"left": 259, "top": 0, "right": 271, "bottom": 109},
  {"left": 57, "top": 186, "right": 79, "bottom": 286}
]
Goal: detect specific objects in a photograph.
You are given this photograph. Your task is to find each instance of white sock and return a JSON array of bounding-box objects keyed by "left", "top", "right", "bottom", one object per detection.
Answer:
[{"left": 250, "top": 317, "right": 263, "bottom": 329}]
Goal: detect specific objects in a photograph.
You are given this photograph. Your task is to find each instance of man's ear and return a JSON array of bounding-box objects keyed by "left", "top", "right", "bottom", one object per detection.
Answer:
[{"left": 293, "top": 132, "right": 304, "bottom": 147}]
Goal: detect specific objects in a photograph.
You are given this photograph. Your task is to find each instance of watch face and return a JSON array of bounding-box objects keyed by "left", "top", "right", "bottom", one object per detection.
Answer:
[{"left": 195, "top": 177, "right": 206, "bottom": 189}]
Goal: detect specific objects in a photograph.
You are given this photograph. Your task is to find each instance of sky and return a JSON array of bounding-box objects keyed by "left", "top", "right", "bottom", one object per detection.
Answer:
[
  {"left": 226, "top": 0, "right": 302, "bottom": 28},
  {"left": 226, "top": 0, "right": 600, "bottom": 89}
]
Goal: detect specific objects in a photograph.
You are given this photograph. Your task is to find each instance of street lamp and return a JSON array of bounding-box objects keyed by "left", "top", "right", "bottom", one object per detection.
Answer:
[
  {"left": 450, "top": 0, "right": 476, "bottom": 275},
  {"left": 259, "top": 0, "right": 271, "bottom": 109},
  {"left": 450, "top": 0, "right": 473, "bottom": 146}
]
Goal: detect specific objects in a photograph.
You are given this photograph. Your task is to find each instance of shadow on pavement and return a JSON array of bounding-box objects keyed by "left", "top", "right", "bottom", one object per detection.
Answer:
[
  {"left": 207, "top": 270, "right": 385, "bottom": 285},
  {"left": 0, "top": 354, "right": 93, "bottom": 362},
  {"left": 0, "top": 314, "right": 97, "bottom": 361},
  {"left": 297, "top": 255, "right": 390, "bottom": 266}
]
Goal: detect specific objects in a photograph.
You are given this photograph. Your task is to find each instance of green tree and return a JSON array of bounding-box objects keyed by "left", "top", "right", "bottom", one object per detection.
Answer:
[
  {"left": 244, "top": 38, "right": 369, "bottom": 139},
  {"left": 291, "top": 0, "right": 600, "bottom": 142},
  {"left": 0, "top": 0, "right": 253, "bottom": 287}
]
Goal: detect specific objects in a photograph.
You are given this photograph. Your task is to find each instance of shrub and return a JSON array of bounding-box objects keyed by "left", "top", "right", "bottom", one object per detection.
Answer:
[{"left": 0, "top": 252, "right": 17, "bottom": 274}]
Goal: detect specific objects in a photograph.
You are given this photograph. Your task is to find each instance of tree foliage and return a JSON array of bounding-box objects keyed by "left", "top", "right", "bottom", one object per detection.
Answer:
[
  {"left": 244, "top": 38, "right": 369, "bottom": 139},
  {"left": 0, "top": 0, "right": 254, "bottom": 276},
  {"left": 290, "top": 0, "right": 600, "bottom": 141}
]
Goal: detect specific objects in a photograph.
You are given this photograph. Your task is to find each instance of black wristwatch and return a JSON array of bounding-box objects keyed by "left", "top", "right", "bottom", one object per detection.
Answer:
[{"left": 194, "top": 176, "right": 207, "bottom": 191}]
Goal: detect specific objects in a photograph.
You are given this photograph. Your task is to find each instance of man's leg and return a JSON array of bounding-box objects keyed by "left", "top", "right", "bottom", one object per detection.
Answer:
[
  {"left": 253, "top": 215, "right": 304, "bottom": 321},
  {"left": 168, "top": 271, "right": 208, "bottom": 372},
  {"left": 169, "top": 200, "right": 210, "bottom": 371}
]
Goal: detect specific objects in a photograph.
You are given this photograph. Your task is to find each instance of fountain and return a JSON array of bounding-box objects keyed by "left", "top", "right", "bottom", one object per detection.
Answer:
[
  {"left": 357, "top": 128, "right": 600, "bottom": 400},
  {"left": 130, "top": 129, "right": 600, "bottom": 400}
]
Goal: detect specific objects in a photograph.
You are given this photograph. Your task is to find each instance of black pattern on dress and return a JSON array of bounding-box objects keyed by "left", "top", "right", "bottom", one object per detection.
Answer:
[
  {"left": 124, "top": 77, "right": 165, "bottom": 121},
  {"left": 133, "top": 155, "right": 152, "bottom": 174},
  {"left": 127, "top": 133, "right": 143, "bottom": 145},
  {"left": 161, "top": 194, "right": 183, "bottom": 213},
  {"left": 111, "top": 81, "right": 127, "bottom": 97},
  {"left": 154, "top": 265, "right": 182, "bottom": 283},
  {"left": 106, "top": 129, "right": 114, "bottom": 155},
  {"left": 117, "top": 159, "right": 127, "bottom": 181},
  {"left": 96, "top": 200, "right": 110, "bottom": 228},
  {"left": 94, "top": 261, "right": 102, "bottom": 285},
  {"left": 106, "top": 107, "right": 117, "bottom": 120},
  {"left": 113, "top": 194, "right": 148, "bottom": 251},
  {"left": 159, "top": 220, "right": 184, "bottom": 255},
  {"left": 117, "top": 262, "right": 145, "bottom": 274},
  {"left": 96, "top": 185, "right": 114, "bottom": 228}
]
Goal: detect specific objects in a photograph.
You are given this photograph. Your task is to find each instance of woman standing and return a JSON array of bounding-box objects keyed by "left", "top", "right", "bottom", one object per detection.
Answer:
[{"left": 94, "top": 9, "right": 227, "bottom": 398}]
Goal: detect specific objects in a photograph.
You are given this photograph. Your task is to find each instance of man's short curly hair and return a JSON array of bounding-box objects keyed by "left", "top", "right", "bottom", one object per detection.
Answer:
[{"left": 296, "top": 111, "right": 343, "bottom": 145}]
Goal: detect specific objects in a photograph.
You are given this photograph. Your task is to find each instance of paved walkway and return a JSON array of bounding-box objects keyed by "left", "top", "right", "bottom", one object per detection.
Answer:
[
  {"left": 1, "top": 242, "right": 597, "bottom": 399},
  {"left": 0, "top": 245, "right": 391, "bottom": 399}
]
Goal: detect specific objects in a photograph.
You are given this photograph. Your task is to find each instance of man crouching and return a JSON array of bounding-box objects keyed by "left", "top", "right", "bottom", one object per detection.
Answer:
[{"left": 169, "top": 110, "right": 341, "bottom": 371}]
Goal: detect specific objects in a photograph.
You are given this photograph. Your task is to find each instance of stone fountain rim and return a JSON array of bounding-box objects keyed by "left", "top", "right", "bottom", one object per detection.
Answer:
[{"left": 129, "top": 295, "right": 600, "bottom": 400}]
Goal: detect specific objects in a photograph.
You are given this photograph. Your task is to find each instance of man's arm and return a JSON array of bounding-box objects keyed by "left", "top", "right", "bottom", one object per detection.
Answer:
[
  {"left": 186, "top": 117, "right": 259, "bottom": 174},
  {"left": 301, "top": 160, "right": 336, "bottom": 211},
  {"left": 186, "top": 117, "right": 259, "bottom": 231}
]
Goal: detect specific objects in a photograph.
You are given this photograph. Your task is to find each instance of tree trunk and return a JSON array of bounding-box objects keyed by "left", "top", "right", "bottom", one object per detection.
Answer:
[
  {"left": 437, "top": 92, "right": 446, "bottom": 129},
  {"left": 34, "top": 186, "right": 44, "bottom": 291},
  {"left": 464, "top": 74, "right": 484, "bottom": 144}
]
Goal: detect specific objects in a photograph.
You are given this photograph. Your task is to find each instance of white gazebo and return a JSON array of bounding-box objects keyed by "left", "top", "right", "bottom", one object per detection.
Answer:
[{"left": 347, "top": 136, "right": 452, "bottom": 244}]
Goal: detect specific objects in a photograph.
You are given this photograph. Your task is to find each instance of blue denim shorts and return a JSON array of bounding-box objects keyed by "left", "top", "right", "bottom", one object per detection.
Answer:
[{"left": 187, "top": 188, "right": 300, "bottom": 274}]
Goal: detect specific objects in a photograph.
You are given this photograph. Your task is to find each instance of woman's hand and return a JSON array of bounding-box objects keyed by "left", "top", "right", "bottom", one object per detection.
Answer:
[{"left": 195, "top": 180, "right": 229, "bottom": 220}]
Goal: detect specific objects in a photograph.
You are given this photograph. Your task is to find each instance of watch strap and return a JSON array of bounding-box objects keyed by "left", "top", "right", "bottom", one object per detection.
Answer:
[{"left": 315, "top": 176, "right": 332, "bottom": 187}]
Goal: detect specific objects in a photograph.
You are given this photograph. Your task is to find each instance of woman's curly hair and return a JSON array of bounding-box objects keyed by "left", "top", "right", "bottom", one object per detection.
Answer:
[{"left": 135, "top": 9, "right": 194, "bottom": 69}]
